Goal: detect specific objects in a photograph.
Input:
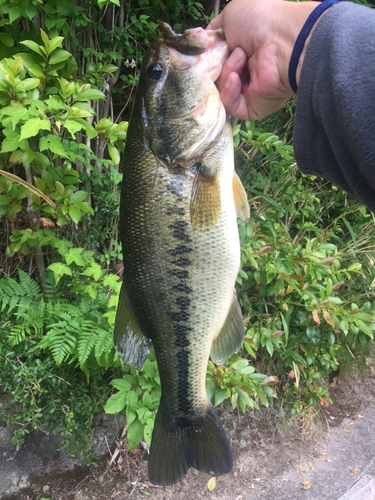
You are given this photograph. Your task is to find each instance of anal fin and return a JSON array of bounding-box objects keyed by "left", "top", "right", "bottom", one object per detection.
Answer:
[
  {"left": 233, "top": 171, "right": 250, "bottom": 222},
  {"left": 114, "top": 282, "right": 151, "bottom": 369},
  {"left": 210, "top": 292, "right": 245, "bottom": 364}
]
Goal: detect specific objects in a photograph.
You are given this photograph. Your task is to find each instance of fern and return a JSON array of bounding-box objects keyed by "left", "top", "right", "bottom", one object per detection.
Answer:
[
  {"left": 7, "top": 299, "right": 46, "bottom": 346},
  {"left": 95, "top": 328, "right": 114, "bottom": 365},
  {"left": 77, "top": 322, "right": 98, "bottom": 368},
  {"left": 2, "top": 270, "right": 117, "bottom": 374},
  {"left": 43, "top": 272, "right": 59, "bottom": 301},
  {"left": 38, "top": 325, "right": 77, "bottom": 366},
  {"left": 17, "top": 269, "right": 41, "bottom": 299},
  {"left": 0, "top": 270, "right": 41, "bottom": 315}
]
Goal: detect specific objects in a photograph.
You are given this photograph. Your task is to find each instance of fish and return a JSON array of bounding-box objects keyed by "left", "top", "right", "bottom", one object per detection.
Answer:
[{"left": 114, "top": 22, "right": 250, "bottom": 486}]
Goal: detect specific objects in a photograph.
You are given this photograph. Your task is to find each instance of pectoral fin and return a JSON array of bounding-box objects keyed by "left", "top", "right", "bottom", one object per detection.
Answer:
[
  {"left": 210, "top": 292, "right": 245, "bottom": 364},
  {"left": 190, "top": 169, "right": 221, "bottom": 231},
  {"left": 233, "top": 171, "right": 250, "bottom": 222},
  {"left": 114, "top": 283, "right": 151, "bottom": 369}
]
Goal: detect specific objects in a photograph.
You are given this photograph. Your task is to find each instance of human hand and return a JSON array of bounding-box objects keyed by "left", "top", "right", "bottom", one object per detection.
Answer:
[{"left": 207, "top": 0, "right": 319, "bottom": 120}]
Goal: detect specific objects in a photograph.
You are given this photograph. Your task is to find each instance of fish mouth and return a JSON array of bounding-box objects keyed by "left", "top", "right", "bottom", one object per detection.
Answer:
[{"left": 156, "top": 22, "right": 229, "bottom": 81}]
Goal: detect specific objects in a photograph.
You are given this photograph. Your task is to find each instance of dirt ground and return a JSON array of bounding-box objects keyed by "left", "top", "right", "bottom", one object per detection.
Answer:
[{"left": 3, "top": 361, "right": 375, "bottom": 500}]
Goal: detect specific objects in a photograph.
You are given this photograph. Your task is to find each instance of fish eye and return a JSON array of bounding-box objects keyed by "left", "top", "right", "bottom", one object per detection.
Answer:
[{"left": 147, "top": 62, "right": 164, "bottom": 81}]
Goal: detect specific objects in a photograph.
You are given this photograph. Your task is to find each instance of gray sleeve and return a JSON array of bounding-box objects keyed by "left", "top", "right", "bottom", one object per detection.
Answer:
[{"left": 293, "top": 1, "right": 375, "bottom": 211}]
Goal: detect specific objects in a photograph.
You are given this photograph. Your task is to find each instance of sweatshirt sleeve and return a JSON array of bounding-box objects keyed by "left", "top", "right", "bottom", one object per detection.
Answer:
[{"left": 293, "top": 1, "right": 375, "bottom": 212}]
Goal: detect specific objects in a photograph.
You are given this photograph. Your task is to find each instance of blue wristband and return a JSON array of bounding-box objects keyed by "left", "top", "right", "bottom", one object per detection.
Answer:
[{"left": 288, "top": 0, "right": 338, "bottom": 94}]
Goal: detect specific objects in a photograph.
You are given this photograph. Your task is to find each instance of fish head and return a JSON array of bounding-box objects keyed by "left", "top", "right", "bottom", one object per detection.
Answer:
[{"left": 135, "top": 22, "right": 229, "bottom": 167}]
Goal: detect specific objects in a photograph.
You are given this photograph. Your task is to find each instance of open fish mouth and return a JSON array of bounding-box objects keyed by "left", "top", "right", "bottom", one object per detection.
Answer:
[{"left": 156, "top": 22, "right": 229, "bottom": 81}]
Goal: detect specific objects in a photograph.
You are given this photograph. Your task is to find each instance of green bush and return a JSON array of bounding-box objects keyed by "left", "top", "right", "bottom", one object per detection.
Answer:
[{"left": 234, "top": 121, "right": 375, "bottom": 413}]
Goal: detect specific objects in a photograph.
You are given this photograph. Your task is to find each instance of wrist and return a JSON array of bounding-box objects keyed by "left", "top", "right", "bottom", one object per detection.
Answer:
[{"left": 279, "top": 1, "right": 320, "bottom": 91}]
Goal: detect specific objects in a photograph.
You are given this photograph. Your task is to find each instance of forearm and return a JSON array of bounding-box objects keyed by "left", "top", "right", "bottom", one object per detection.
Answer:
[{"left": 294, "top": 2, "right": 375, "bottom": 211}]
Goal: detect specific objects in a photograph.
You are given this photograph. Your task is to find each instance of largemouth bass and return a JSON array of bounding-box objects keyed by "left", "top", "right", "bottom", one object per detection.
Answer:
[{"left": 114, "top": 22, "right": 250, "bottom": 486}]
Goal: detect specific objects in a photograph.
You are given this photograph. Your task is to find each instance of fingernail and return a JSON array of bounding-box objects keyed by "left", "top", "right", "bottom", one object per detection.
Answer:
[
  {"left": 224, "top": 77, "right": 233, "bottom": 90},
  {"left": 227, "top": 48, "right": 243, "bottom": 68}
]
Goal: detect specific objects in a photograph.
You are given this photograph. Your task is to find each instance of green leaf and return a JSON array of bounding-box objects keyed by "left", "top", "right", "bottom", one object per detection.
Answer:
[
  {"left": 356, "top": 319, "right": 374, "bottom": 339},
  {"left": 231, "top": 359, "right": 249, "bottom": 371},
  {"left": 39, "top": 134, "right": 68, "bottom": 157},
  {"left": 0, "top": 194, "right": 12, "bottom": 206},
  {"left": 55, "top": 181, "right": 65, "bottom": 196},
  {"left": 265, "top": 338, "right": 274, "bottom": 357},
  {"left": 1, "top": 129, "right": 20, "bottom": 152},
  {"left": 48, "top": 36, "right": 64, "bottom": 54},
  {"left": 49, "top": 49, "right": 71, "bottom": 65},
  {"left": 68, "top": 205, "right": 82, "bottom": 224},
  {"left": 24, "top": 4, "right": 37, "bottom": 20},
  {"left": 81, "top": 262, "right": 103, "bottom": 281},
  {"left": 74, "top": 201, "right": 94, "bottom": 215},
  {"left": 127, "top": 419, "right": 144, "bottom": 451},
  {"left": 0, "top": 33, "right": 14, "bottom": 47},
  {"left": 61, "top": 175, "right": 79, "bottom": 185},
  {"left": 47, "top": 262, "right": 72, "bottom": 285},
  {"left": 16, "top": 78, "right": 40, "bottom": 91},
  {"left": 234, "top": 387, "right": 256, "bottom": 409},
  {"left": 70, "top": 190, "right": 88, "bottom": 203},
  {"left": 22, "top": 149, "right": 35, "bottom": 165},
  {"left": 76, "top": 89, "right": 106, "bottom": 101},
  {"left": 352, "top": 312, "right": 374, "bottom": 321},
  {"left": 214, "top": 388, "right": 227, "bottom": 407},
  {"left": 66, "top": 117, "right": 97, "bottom": 138},
  {"left": 107, "top": 143, "right": 120, "bottom": 165},
  {"left": 63, "top": 119, "right": 84, "bottom": 137},
  {"left": 20, "top": 118, "right": 50, "bottom": 140},
  {"left": 40, "top": 29, "right": 50, "bottom": 49},
  {"left": 9, "top": 6, "right": 21, "bottom": 23},
  {"left": 342, "top": 217, "right": 357, "bottom": 247},
  {"left": 104, "top": 391, "right": 127, "bottom": 414},
  {"left": 26, "top": 64, "right": 45, "bottom": 78},
  {"left": 64, "top": 247, "right": 85, "bottom": 266},
  {"left": 20, "top": 40, "right": 44, "bottom": 57},
  {"left": 110, "top": 378, "right": 132, "bottom": 392}
]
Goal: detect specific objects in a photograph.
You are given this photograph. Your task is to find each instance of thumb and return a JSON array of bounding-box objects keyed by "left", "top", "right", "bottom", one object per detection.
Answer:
[{"left": 207, "top": 12, "right": 222, "bottom": 30}]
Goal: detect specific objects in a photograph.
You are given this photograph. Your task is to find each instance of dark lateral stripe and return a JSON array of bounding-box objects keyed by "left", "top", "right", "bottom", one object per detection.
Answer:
[
  {"left": 176, "top": 349, "right": 193, "bottom": 417},
  {"left": 173, "top": 323, "right": 191, "bottom": 347},
  {"left": 168, "top": 245, "right": 193, "bottom": 256},
  {"left": 173, "top": 283, "right": 192, "bottom": 294},
  {"left": 170, "top": 311, "right": 189, "bottom": 322},
  {"left": 169, "top": 269, "right": 189, "bottom": 279},
  {"left": 172, "top": 257, "right": 191, "bottom": 267},
  {"left": 175, "top": 296, "right": 190, "bottom": 309},
  {"left": 168, "top": 221, "right": 192, "bottom": 242},
  {"left": 167, "top": 216, "right": 196, "bottom": 422}
]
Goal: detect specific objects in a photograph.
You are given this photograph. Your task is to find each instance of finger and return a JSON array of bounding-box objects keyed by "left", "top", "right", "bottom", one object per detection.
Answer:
[
  {"left": 220, "top": 72, "right": 250, "bottom": 121},
  {"left": 216, "top": 47, "right": 247, "bottom": 90},
  {"left": 206, "top": 13, "right": 222, "bottom": 30}
]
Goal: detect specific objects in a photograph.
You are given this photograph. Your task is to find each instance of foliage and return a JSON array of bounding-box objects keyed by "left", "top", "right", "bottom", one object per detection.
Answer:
[
  {"left": 0, "top": 264, "right": 121, "bottom": 459},
  {"left": 234, "top": 120, "right": 375, "bottom": 413},
  {"left": 105, "top": 356, "right": 160, "bottom": 450}
]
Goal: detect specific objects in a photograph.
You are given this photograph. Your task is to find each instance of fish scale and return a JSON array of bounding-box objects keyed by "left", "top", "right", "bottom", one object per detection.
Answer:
[{"left": 114, "top": 22, "right": 250, "bottom": 485}]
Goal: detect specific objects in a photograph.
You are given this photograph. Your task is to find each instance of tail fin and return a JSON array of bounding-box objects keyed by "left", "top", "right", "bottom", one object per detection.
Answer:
[{"left": 148, "top": 403, "right": 233, "bottom": 485}]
